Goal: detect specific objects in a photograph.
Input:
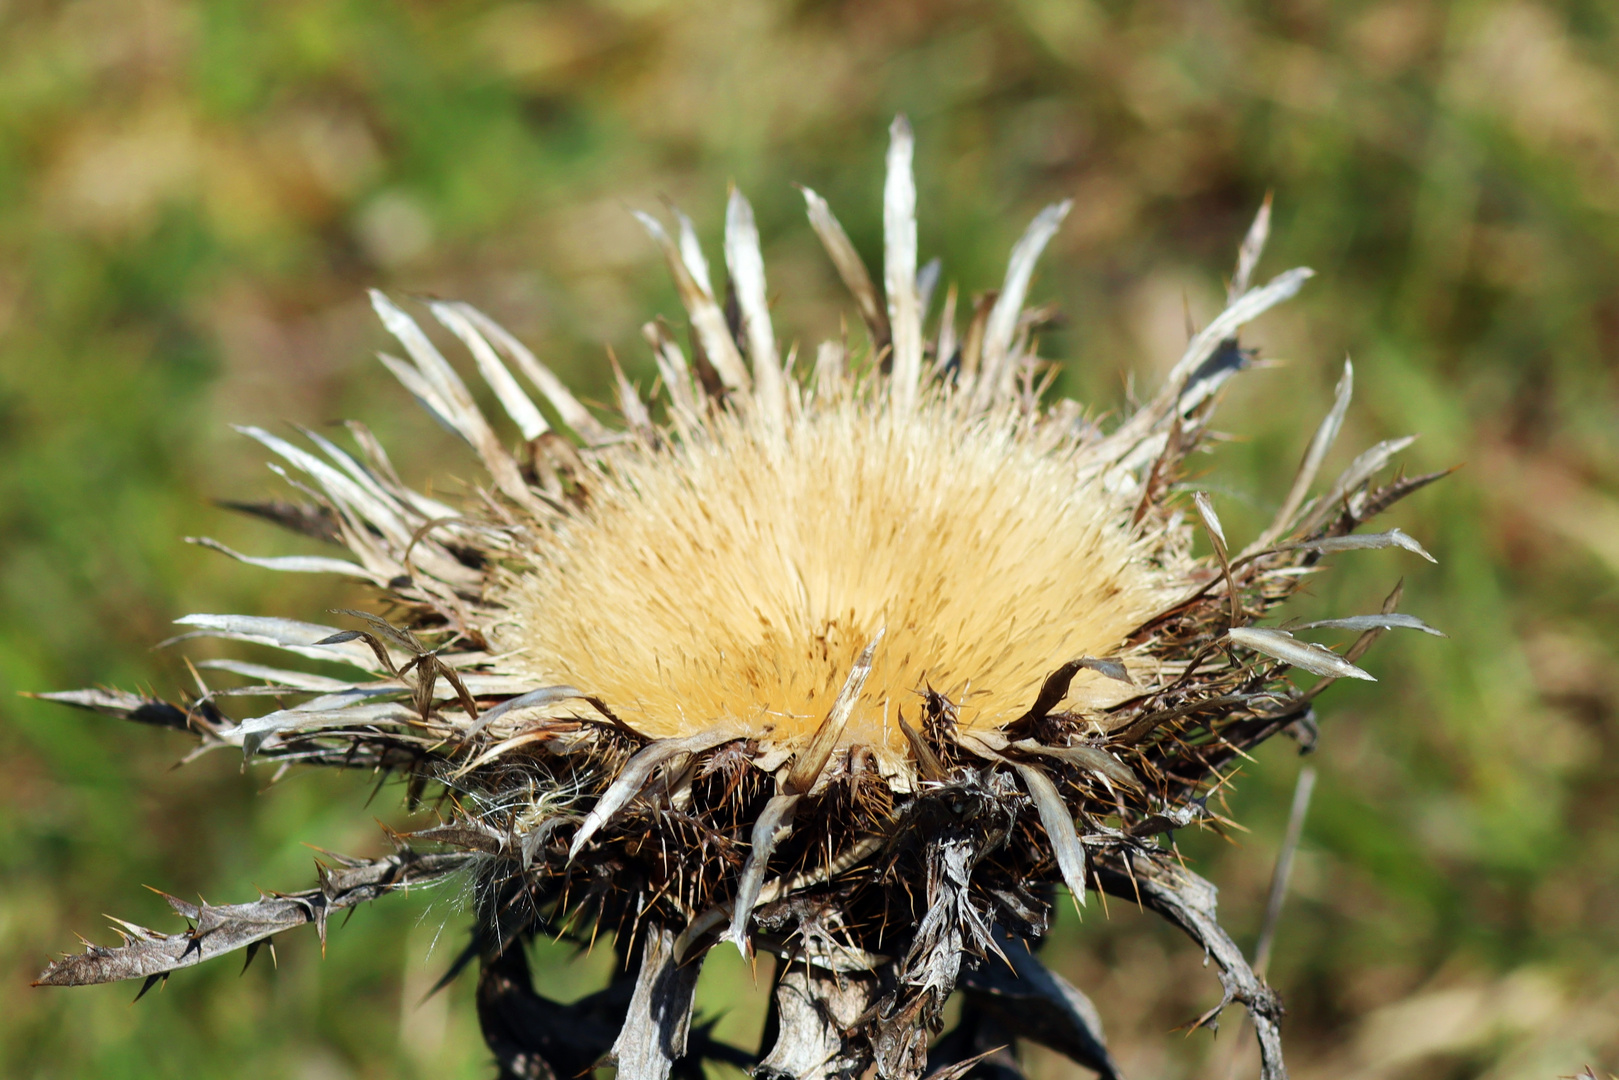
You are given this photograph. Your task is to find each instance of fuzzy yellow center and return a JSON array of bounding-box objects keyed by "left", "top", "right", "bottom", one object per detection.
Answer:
[{"left": 496, "top": 399, "right": 1169, "bottom": 752}]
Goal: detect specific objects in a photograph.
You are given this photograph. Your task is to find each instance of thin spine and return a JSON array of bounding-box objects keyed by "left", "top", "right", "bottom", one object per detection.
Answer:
[
  {"left": 1193, "top": 491, "right": 1241, "bottom": 627},
  {"left": 297, "top": 424, "right": 420, "bottom": 522},
  {"left": 344, "top": 420, "right": 461, "bottom": 521},
  {"left": 958, "top": 290, "right": 995, "bottom": 384},
  {"left": 284, "top": 425, "right": 472, "bottom": 580}
]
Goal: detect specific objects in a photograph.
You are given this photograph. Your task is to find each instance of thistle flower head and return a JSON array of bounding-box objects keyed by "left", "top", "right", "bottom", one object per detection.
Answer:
[
  {"left": 496, "top": 395, "right": 1174, "bottom": 757},
  {"left": 37, "top": 118, "right": 1443, "bottom": 1080}
]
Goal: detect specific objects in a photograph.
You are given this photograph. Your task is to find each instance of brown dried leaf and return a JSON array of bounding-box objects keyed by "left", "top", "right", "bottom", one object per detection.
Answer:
[
  {"left": 608, "top": 925, "right": 701, "bottom": 1080},
  {"left": 1093, "top": 852, "right": 1286, "bottom": 1080},
  {"left": 756, "top": 963, "right": 879, "bottom": 1080},
  {"left": 36, "top": 851, "right": 471, "bottom": 988},
  {"left": 569, "top": 721, "right": 745, "bottom": 859},
  {"left": 30, "top": 688, "right": 193, "bottom": 731},
  {"left": 957, "top": 932, "right": 1121, "bottom": 1080},
  {"left": 1011, "top": 763, "right": 1088, "bottom": 906}
]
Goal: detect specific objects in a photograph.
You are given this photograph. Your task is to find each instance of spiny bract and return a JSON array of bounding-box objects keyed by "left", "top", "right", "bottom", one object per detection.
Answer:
[{"left": 38, "top": 118, "right": 1443, "bottom": 1080}]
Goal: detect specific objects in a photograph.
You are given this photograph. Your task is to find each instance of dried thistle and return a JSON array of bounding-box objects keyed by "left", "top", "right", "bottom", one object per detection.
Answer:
[{"left": 36, "top": 119, "right": 1445, "bottom": 1080}]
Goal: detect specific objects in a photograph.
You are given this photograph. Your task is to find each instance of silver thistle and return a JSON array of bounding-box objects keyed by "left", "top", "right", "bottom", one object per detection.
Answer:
[{"left": 36, "top": 118, "right": 1444, "bottom": 1080}]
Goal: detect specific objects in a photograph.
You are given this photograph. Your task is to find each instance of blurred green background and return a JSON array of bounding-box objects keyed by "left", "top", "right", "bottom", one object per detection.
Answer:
[{"left": 2, "top": 0, "right": 1617, "bottom": 1077}]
